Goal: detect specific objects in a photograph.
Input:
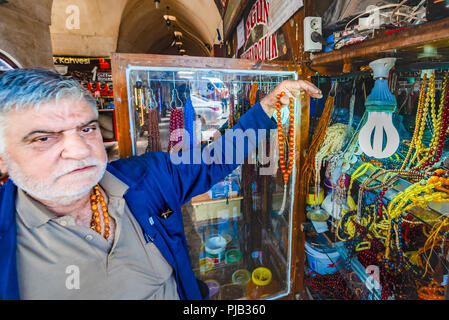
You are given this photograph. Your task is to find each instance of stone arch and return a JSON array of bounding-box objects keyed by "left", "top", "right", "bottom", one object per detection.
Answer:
[
  {"left": 50, "top": 0, "right": 222, "bottom": 57},
  {"left": 50, "top": 0, "right": 128, "bottom": 56}
]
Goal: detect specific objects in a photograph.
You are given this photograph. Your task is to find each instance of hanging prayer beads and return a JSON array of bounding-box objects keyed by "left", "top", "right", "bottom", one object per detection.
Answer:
[{"left": 276, "top": 92, "right": 295, "bottom": 214}]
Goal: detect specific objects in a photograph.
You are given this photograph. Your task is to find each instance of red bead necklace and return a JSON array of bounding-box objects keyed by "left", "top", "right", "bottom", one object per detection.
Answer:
[
  {"left": 276, "top": 92, "right": 295, "bottom": 185},
  {"left": 168, "top": 109, "right": 184, "bottom": 153}
]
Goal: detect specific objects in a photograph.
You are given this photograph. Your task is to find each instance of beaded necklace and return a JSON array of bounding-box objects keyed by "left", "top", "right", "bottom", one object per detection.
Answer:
[
  {"left": 361, "top": 143, "right": 408, "bottom": 170},
  {"left": 418, "top": 281, "right": 445, "bottom": 300},
  {"left": 384, "top": 179, "right": 449, "bottom": 265},
  {"left": 305, "top": 270, "right": 355, "bottom": 300},
  {"left": 415, "top": 73, "right": 449, "bottom": 169},
  {"left": 168, "top": 109, "right": 184, "bottom": 153},
  {"left": 229, "top": 94, "right": 235, "bottom": 128},
  {"left": 276, "top": 92, "right": 295, "bottom": 214},
  {"left": 300, "top": 94, "right": 335, "bottom": 198},
  {"left": 146, "top": 108, "right": 162, "bottom": 152},
  {"left": 134, "top": 82, "right": 146, "bottom": 127},
  {"left": 313, "top": 123, "right": 347, "bottom": 205},
  {"left": 401, "top": 74, "right": 428, "bottom": 170},
  {"left": 249, "top": 82, "right": 259, "bottom": 107},
  {"left": 276, "top": 92, "right": 295, "bottom": 184},
  {"left": 420, "top": 72, "right": 449, "bottom": 168},
  {"left": 420, "top": 210, "right": 449, "bottom": 276},
  {"left": 90, "top": 185, "right": 111, "bottom": 240},
  {"left": 409, "top": 73, "right": 434, "bottom": 167},
  {"left": 314, "top": 124, "right": 347, "bottom": 222},
  {"left": 325, "top": 151, "right": 347, "bottom": 222}
]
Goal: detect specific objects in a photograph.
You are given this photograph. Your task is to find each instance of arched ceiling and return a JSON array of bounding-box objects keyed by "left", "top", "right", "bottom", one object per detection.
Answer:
[
  {"left": 117, "top": 0, "right": 222, "bottom": 56},
  {"left": 50, "top": 0, "right": 222, "bottom": 57}
]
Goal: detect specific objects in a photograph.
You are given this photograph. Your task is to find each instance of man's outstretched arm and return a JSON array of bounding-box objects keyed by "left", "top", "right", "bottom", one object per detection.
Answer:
[{"left": 167, "top": 80, "right": 323, "bottom": 206}]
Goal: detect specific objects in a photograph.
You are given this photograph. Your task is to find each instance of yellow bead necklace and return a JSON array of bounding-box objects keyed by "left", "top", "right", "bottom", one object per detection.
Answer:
[
  {"left": 401, "top": 74, "right": 428, "bottom": 170},
  {"left": 410, "top": 73, "right": 434, "bottom": 167},
  {"left": 416, "top": 73, "right": 446, "bottom": 168},
  {"left": 384, "top": 179, "right": 449, "bottom": 261}
]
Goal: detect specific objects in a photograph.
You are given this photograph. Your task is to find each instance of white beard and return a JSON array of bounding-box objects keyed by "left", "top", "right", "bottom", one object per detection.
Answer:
[{"left": 3, "top": 154, "right": 107, "bottom": 206}]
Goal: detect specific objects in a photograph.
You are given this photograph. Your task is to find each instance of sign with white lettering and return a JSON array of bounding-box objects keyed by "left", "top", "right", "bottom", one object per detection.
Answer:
[
  {"left": 239, "top": 0, "right": 303, "bottom": 61},
  {"left": 53, "top": 56, "right": 111, "bottom": 82}
]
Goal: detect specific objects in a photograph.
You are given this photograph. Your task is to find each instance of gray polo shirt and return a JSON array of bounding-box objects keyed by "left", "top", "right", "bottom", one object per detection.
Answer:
[{"left": 15, "top": 171, "right": 180, "bottom": 300}]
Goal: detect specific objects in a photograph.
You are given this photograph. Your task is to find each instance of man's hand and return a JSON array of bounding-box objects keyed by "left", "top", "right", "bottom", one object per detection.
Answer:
[{"left": 260, "top": 80, "right": 323, "bottom": 117}]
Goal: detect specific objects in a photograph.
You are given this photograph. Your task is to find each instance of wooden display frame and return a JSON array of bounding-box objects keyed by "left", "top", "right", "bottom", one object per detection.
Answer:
[
  {"left": 110, "top": 53, "right": 306, "bottom": 300},
  {"left": 111, "top": 53, "right": 302, "bottom": 158}
]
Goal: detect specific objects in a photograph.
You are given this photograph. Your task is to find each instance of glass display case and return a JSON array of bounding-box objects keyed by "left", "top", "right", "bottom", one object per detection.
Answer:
[
  {"left": 302, "top": 59, "right": 449, "bottom": 300},
  {"left": 111, "top": 53, "right": 303, "bottom": 300}
]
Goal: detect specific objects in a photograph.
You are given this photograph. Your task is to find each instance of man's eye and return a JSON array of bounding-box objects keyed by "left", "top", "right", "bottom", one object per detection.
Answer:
[
  {"left": 36, "top": 137, "right": 50, "bottom": 143},
  {"left": 82, "top": 127, "right": 97, "bottom": 133}
]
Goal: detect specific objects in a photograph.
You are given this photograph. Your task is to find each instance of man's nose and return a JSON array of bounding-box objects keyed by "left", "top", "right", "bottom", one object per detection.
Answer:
[{"left": 60, "top": 132, "right": 91, "bottom": 160}]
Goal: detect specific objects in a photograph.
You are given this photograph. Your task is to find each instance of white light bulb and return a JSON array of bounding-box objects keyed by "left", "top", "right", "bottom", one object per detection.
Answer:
[{"left": 358, "top": 111, "right": 400, "bottom": 159}]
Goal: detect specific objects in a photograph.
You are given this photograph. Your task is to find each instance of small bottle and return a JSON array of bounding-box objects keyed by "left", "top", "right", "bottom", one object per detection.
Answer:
[{"left": 245, "top": 267, "right": 278, "bottom": 300}]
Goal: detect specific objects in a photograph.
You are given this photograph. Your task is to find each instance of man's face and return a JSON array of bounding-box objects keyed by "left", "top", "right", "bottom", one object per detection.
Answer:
[{"left": 0, "top": 98, "right": 107, "bottom": 204}]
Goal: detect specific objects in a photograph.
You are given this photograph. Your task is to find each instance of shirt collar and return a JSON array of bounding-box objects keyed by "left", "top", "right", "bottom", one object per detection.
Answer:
[
  {"left": 16, "top": 170, "right": 130, "bottom": 229},
  {"left": 99, "top": 170, "right": 129, "bottom": 198},
  {"left": 16, "top": 188, "right": 55, "bottom": 229}
]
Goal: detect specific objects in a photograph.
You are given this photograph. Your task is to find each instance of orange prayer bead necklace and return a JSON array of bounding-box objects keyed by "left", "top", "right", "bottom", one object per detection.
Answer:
[
  {"left": 276, "top": 91, "right": 295, "bottom": 185},
  {"left": 417, "top": 281, "right": 445, "bottom": 300},
  {"left": 90, "top": 185, "right": 111, "bottom": 240}
]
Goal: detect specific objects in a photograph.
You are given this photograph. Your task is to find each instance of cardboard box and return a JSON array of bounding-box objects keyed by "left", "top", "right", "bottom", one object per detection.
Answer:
[{"left": 192, "top": 193, "right": 242, "bottom": 222}]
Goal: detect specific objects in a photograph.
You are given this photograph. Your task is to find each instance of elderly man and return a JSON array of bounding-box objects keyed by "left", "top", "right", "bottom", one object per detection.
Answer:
[{"left": 0, "top": 69, "right": 322, "bottom": 300}]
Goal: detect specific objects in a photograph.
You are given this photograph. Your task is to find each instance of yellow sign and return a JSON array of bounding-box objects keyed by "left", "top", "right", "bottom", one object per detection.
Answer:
[{"left": 53, "top": 57, "right": 91, "bottom": 65}]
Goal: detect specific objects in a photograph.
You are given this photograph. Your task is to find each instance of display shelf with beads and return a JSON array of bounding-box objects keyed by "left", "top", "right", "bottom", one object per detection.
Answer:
[
  {"left": 345, "top": 159, "right": 449, "bottom": 291},
  {"left": 334, "top": 241, "right": 382, "bottom": 300},
  {"left": 348, "top": 159, "right": 449, "bottom": 231},
  {"left": 305, "top": 154, "right": 448, "bottom": 299},
  {"left": 302, "top": 222, "right": 382, "bottom": 300}
]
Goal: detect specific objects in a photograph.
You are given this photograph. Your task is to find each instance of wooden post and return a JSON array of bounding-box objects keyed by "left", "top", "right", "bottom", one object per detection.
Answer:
[{"left": 111, "top": 53, "right": 133, "bottom": 158}]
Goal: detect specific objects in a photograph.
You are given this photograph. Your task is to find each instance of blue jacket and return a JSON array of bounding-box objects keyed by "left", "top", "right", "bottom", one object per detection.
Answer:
[{"left": 0, "top": 102, "right": 277, "bottom": 300}]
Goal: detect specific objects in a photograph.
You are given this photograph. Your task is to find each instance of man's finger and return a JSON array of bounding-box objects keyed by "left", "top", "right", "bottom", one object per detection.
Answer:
[
  {"left": 298, "top": 81, "right": 322, "bottom": 98},
  {"left": 286, "top": 80, "right": 322, "bottom": 99},
  {"left": 280, "top": 95, "right": 291, "bottom": 105}
]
